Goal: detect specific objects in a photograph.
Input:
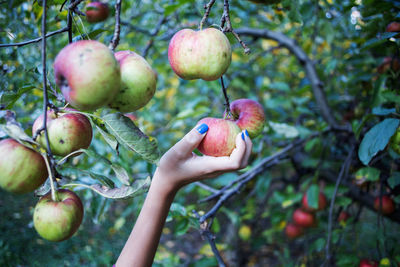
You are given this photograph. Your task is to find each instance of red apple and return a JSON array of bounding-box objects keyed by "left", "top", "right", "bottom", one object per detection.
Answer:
[
  {"left": 377, "top": 57, "right": 400, "bottom": 74},
  {"left": 124, "top": 113, "right": 138, "bottom": 122},
  {"left": 32, "top": 109, "right": 92, "bottom": 157},
  {"left": 293, "top": 208, "right": 316, "bottom": 228},
  {"left": 302, "top": 192, "right": 328, "bottom": 212},
  {"left": 359, "top": 259, "right": 378, "bottom": 267},
  {"left": 86, "top": 2, "right": 109, "bottom": 23},
  {"left": 197, "top": 117, "right": 241, "bottom": 157},
  {"left": 168, "top": 28, "right": 231, "bottom": 81},
  {"left": 229, "top": 99, "right": 265, "bottom": 138},
  {"left": 108, "top": 50, "right": 157, "bottom": 112},
  {"left": 386, "top": 22, "right": 400, "bottom": 32},
  {"left": 338, "top": 211, "right": 350, "bottom": 223},
  {"left": 285, "top": 222, "right": 304, "bottom": 239},
  {"left": 374, "top": 195, "right": 395, "bottom": 215},
  {"left": 54, "top": 40, "right": 121, "bottom": 111},
  {"left": 34, "top": 189, "right": 84, "bottom": 242},
  {"left": 0, "top": 139, "right": 48, "bottom": 194}
]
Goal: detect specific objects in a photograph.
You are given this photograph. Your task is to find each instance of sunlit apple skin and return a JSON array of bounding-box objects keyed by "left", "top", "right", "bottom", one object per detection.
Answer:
[
  {"left": 32, "top": 109, "right": 93, "bottom": 157},
  {"left": 293, "top": 208, "right": 316, "bottom": 228},
  {"left": 197, "top": 117, "right": 241, "bottom": 157},
  {"left": 301, "top": 192, "right": 328, "bottom": 212},
  {"left": 359, "top": 259, "right": 378, "bottom": 267},
  {"left": 86, "top": 2, "right": 109, "bottom": 23},
  {"left": 0, "top": 139, "right": 48, "bottom": 194},
  {"left": 229, "top": 99, "right": 265, "bottom": 138},
  {"left": 386, "top": 22, "right": 400, "bottom": 32},
  {"left": 108, "top": 50, "right": 157, "bottom": 112},
  {"left": 34, "top": 189, "right": 84, "bottom": 242},
  {"left": 285, "top": 223, "right": 304, "bottom": 239},
  {"left": 373, "top": 195, "right": 395, "bottom": 215},
  {"left": 168, "top": 28, "right": 231, "bottom": 81},
  {"left": 54, "top": 40, "right": 121, "bottom": 111}
]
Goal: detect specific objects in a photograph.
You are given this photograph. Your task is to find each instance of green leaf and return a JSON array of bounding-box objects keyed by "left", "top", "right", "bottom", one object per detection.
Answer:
[
  {"left": 372, "top": 107, "right": 396, "bottom": 116},
  {"left": 96, "top": 125, "right": 118, "bottom": 151},
  {"left": 102, "top": 113, "right": 160, "bottom": 164},
  {"left": 306, "top": 185, "right": 319, "bottom": 209},
  {"left": 358, "top": 118, "right": 400, "bottom": 165},
  {"left": 269, "top": 121, "right": 299, "bottom": 138},
  {"left": 355, "top": 167, "right": 381, "bottom": 182},
  {"left": 0, "top": 85, "right": 35, "bottom": 108},
  {"left": 388, "top": 172, "right": 400, "bottom": 189}
]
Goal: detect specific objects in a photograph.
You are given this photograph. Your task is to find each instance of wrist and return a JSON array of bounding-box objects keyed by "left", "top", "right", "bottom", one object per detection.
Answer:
[{"left": 150, "top": 169, "right": 180, "bottom": 199}]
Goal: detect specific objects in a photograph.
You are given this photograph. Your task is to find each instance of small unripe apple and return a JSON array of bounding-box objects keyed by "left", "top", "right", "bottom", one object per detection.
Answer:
[
  {"left": 34, "top": 189, "right": 84, "bottom": 242},
  {"left": 302, "top": 192, "right": 328, "bottom": 212},
  {"left": 54, "top": 40, "right": 121, "bottom": 111},
  {"left": 386, "top": 22, "right": 400, "bottom": 32},
  {"left": 285, "top": 223, "right": 304, "bottom": 239},
  {"left": 293, "top": 208, "right": 316, "bottom": 228},
  {"left": 85, "top": 2, "right": 109, "bottom": 23},
  {"left": 338, "top": 211, "right": 350, "bottom": 223},
  {"left": 359, "top": 259, "right": 378, "bottom": 267},
  {"left": 108, "top": 50, "right": 157, "bottom": 112},
  {"left": 373, "top": 195, "right": 395, "bottom": 215},
  {"left": 32, "top": 109, "right": 93, "bottom": 157},
  {"left": 168, "top": 28, "right": 231, "bottom": 81},
  {"left": 390, "top": 127, "right": 400, "bottom": 154},
  {"left": 197, "top": 117, "right": 241, "bottom": 157},
  {"left": 377, "top": 57, "right": 400, "bottom": 74},
  {"left": 229, "top": 99, "right": 265, "bottom": 138},
  {"left": 0, "top": 139, "right": 48, "bottom": 194}
]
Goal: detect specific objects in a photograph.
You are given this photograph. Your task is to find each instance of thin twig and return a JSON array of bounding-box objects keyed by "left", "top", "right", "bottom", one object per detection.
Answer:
[
  {"left": 142, "top": 15, "right": 167, "bottom": 58},
  {"left": 199, "top": 0, "right": 216, "bottom": 30},
  {"left": 109, "top": 0, "right": 122, "bottom": 51},
  {"left": 0, "top": 27, "right": 68, "bottom": 48},
  {"left": 220, "top": 76, "right": 231, "bottom": 117},
  {"left": 67, "top": 0, "right": 74, "bottom": 43},
  {"left": 194, "top": 182, "right": 219, "bottom": 194}
]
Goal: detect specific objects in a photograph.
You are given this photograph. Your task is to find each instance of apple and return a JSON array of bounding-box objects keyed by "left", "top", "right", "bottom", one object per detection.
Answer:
[
  {"left": 0, "top": 139, "right": 48, "bottom": 194},
  {"left": 229, "top": 99, "right": 265, "bottom": 138},
  {"left": 54, "top": 40, "right": 121, "bottom": 111},
  {"left": 32, "top": 109, "right": 93, "bottom": 157},
  {"left": 386, "top": 22, "right": 400, "bottom": 32},
  {"left": 33, "top": 189, "right": 84, "bottom": 242},
  {"left": 373, "top": 195, "right": 395, "bottom": 215},
  {"left": 377, "top": 57, "right": 400, "bottom": 74},
  {"left": 85, "top": 2, "right": 109, "bottom": 23},
  {"left": 108, "top": 50, "right": 157, "bottom": 112},
  {"left": 285, "top": 222, "right": 304, "bottom": 239},
  {"left": 390, "top": 127, "right": 400, "bottom": 154},
  {"left": 338, "top": 211, "right": 350, "bottom": 223},
  {"left": 168, "top": 28, "right": 231, "bottom": 81},
  {"left": 359, "top": 259, "right": 378, "bottom": 267},
  {"left": 292, "top": 208, "right": 316, "bottom": 228},
  {"left": 124, "top": 113, "right": 138, "bottom": 122},
  {"left": 302, "top": 192, "right": 328, "bottom": 212},
  {"left": 197, "top": 117, "right": 241, "bottom": 157}
]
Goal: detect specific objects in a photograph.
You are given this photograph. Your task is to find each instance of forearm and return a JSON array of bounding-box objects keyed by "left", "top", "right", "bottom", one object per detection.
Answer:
[{"left": 115, "top": 176, "right": 177, "bottom": 267}]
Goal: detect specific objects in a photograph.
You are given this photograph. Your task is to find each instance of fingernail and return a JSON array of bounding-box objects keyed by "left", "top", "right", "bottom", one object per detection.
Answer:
[
  {"left": 245, "top": 129, "right": 249, "bottom": 137},
  {"left": 241, "top": 132, "right": 245, "bottom": 140},
  {"left": 197, "top": 123, "right": 209, "bottom": 134}
]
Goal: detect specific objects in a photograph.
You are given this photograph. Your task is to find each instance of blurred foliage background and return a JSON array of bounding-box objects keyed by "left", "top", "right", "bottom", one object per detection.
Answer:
[{"left": 1, "top": 0, "right": 400, "bottom": 266}]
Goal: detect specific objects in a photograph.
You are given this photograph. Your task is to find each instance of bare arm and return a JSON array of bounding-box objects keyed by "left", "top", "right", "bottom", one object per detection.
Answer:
[{"left": 115, "top": 124, "right": 252, "bottom": 267}]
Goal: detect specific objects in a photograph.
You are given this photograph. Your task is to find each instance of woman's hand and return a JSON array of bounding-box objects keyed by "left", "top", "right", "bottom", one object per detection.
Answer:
[{"left": 152, "top": 123, "right": 253, "bottom": 194}]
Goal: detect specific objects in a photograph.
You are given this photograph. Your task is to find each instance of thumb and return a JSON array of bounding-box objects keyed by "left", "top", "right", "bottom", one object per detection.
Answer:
[{"left": 169, "top": 123, "right": 208, "bottom": 158}]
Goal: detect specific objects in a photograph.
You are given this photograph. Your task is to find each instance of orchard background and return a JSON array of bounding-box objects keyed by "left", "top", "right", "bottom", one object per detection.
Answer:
[{"left": 1, "top": 0, "right": 400, "bottom": 266}]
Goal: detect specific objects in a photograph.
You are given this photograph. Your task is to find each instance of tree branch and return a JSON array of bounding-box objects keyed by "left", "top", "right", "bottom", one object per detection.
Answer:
[
  {"left": 235, "top": 27, "right": 340, "bottom": 128},
  {"left": 0, "top": 27, "right": 69, "bottom": 48},
  {"left": 199, "top": 0, "right": 216, "bottom": 30},
  {"left": 109, "top": 0, "right": 122, "bottom": 51}
]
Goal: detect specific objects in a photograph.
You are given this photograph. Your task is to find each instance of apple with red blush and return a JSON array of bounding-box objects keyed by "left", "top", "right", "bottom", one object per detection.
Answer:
[
  {"left": 302, "top": 192, "right": 328, "bottom": 212},
  {"left": 293, "top": 208, "right": 316, "bottom": 228},
  {"left": 359, "top": 259, "right": 378, "bottom": 267},
  {"left": 285, "top": 222, "right": 304, "bottom": 239},
  {"left": 85, "top": 2, "right": 109, "bottom": 23},
  {"left": 386, "top": 21, "right": 400, "bottom": 33},
  {"left": 229, "top": 99, "right": 265, "bottom": 138},
  {"left": 373, "top": 195, "right": 395, "bottom": 215}
]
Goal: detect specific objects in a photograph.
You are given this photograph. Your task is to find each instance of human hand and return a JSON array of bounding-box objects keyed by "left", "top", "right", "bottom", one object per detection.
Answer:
[{"left": 152, "top": 123, "right": 253, "bottom": 194}]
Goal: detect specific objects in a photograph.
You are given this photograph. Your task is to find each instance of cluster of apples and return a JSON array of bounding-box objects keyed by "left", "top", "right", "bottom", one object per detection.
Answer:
[
  {"left": 168, "top": 28, "right": 265, "bottom": 155},
  {"left": 285, "top": 191, "right": 328, "bottom": 239}
]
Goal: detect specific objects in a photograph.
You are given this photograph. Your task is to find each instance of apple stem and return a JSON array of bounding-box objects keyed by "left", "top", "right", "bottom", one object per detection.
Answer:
[
  {"left": 42, "top": 153, "right": 59, "bottom": 202},
  {"left": 220, "top": 76, "right": 231, "bottom": 117},
  {"left": 199, "top": 0, "right": 216, "bottom": 31}
]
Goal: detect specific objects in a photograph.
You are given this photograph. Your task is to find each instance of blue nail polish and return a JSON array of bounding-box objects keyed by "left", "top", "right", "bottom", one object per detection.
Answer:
[
  {"left": 241, "top": 132, "right": 245, "bottom": 140},
  {"left": 245, "top": 129, "right": 249, "bottom": 137},
  {"left": 197, "top": 123, "right": 209, "bottom": 134}
]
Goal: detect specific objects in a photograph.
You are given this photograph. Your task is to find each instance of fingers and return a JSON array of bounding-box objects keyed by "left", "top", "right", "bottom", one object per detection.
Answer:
[
  {"left": 167, "top": 123, "right": 208, "bottom": 159},
  {"left": 241, "top": 130, "right": 253, "bottom": 168}
]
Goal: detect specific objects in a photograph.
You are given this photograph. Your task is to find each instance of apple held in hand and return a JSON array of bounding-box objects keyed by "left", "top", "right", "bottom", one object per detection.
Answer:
[
  {"left": 54, "top": 40, "right": 121, "bottom": 111},
  {"left": 32, "top": 109, "right": 93, "bottom": 157},
  {"left": 285, "top": 223, "right": 304, "bottom": 239},
  {"left": 229, "top": 99, "right": 265, "bottom": 138},
  {"left": 373, "top": 195, "right": 395, "bottom": 215},
  {"left": 108, "top": 50, "right": 157, "bottom": 112},
  {"left": 0, "top": 139, "right": 48, "bottom": 194},
  {"left": 168, "top": 28, "right": 231, "bottom": 81},
  {"left": 293, "top": 208, "right": 316, "bottom": 228},
  {"left": 197, "top": 117, "right": 241, "bottom": 157},
  {"left": 34, "top": 189, "right": 84, "bottom": 242},
  {"left": 86, "top": 2, "right": 109, "bottom": 23},
  {"left": 301, "top": 192, "right": 327, "bottom": 212}
]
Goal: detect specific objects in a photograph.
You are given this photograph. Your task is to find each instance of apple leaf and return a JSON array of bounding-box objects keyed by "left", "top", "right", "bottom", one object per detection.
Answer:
[
  {"left": 96, "top": 125, "right": 118, "bottom": 151},
  {"left": 102, "top": 113, "right": 160, "bottom": 164},
  {"left": 388, "top": 172, "right": 400, "bottom": 189},
  {"left": 358, "top": 118, "right": 400, "bottom": 165},
  {"left": 355, "top": 167, "right": 381, "bottom": 182},
  {"left": 306, "top": 184, "right": 319, "bottom": 210}
]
